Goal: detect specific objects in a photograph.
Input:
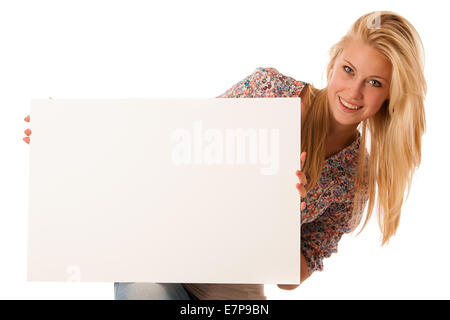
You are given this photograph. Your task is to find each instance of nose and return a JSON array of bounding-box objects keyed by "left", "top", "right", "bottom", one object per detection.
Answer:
[{"left": 348, "top": 82, "right": 363, "bottom": 102}]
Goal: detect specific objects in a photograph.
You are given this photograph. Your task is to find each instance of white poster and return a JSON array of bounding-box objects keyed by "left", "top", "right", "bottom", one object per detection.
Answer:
[{"left": 27, "top": 98, "right": 301, "bottom": 284}]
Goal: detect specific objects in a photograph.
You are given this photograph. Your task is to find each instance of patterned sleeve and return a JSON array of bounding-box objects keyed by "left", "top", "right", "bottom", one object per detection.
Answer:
[
  {"left": 301, "top": 197, "right": 354, "bottom": 274},
  {"left": 301, "top": 181, "right": 369, "bottom": 275},
  {"left": 301, "top": 180, "right": 339, "bottom": 225},
  {"left": 215, "top": 67, "right": 307, "bottom": 98}
]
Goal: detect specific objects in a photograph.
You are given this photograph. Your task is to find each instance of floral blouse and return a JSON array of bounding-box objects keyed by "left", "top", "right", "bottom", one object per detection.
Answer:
[
  {"left": 217, "top": 66, "right": 369, "bottom": 272},
  {"left": 183, "top": 67, "right": 369, "bottom": 300}
]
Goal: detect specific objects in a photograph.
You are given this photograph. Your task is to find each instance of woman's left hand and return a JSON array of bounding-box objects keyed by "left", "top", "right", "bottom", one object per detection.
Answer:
[
  {"left": 277, "top": 152, "right": 309, "bottom": 291},
  {"left": 296, "top": 152, "right": 308, "bottom": 211}
]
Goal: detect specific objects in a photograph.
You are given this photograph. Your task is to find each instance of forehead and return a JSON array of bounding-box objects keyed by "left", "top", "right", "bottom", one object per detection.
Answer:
[{"left": 339, "top": 40, "right": 392, "bottom": 79}]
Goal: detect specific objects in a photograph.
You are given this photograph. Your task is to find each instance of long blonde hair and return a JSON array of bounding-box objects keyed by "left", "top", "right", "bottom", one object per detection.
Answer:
[{"left": 301, "top": 11, "right": 427, "bottom": 245}]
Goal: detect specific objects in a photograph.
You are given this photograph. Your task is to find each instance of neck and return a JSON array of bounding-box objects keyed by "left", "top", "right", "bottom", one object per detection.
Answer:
[
  {"left": 326, "top": 115, "right": 359, "bottom": 158},
  {"left": 328, "top": 123, "right": 358, "bottom": 143}
]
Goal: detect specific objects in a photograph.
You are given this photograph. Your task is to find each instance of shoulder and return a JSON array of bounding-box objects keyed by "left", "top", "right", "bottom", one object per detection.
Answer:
[
  {"left": 217, "top": 67, "right": 309, "bottom": 99},
  {"left": 256, "top": 67, "right": 310, "bottom": 118},
  {"left": 252, "top": 67, "right": 309, "bottom": 97}
]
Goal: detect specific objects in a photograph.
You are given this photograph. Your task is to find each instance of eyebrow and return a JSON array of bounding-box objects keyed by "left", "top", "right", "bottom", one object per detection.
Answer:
[{"left": 344, "top": 59, "right": 388, "bottom": 81}]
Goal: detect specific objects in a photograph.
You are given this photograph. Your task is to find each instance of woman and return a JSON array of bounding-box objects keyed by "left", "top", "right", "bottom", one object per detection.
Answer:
[{"left": 23, "top": 11, "right": 426, "bottom": 300}]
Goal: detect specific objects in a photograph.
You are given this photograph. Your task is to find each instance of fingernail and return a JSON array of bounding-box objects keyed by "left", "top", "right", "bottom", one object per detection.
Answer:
[{"left": 25, "top": 129, "right": 31, "bottom": 135}]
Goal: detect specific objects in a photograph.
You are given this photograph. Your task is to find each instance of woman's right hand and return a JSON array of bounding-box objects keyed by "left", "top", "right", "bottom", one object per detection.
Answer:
[
  {"left": 23, "top": 115, "right": 31, "bottom": 144},
  {"left": 296, "top": 151, "right": 308, "bottom": 211}
]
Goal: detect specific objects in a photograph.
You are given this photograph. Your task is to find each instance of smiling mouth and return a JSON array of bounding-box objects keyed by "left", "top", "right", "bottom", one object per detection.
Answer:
[{"left": 339, "top": 96, "right": 363, "bottom": 110}]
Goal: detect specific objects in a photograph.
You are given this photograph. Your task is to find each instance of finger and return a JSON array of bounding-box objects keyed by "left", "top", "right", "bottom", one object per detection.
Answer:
[
  {"left": 296, "top": 183, "right": 307, "bottom": 198},
  {"left": 301, "top": 201, "right": 306, "bottom": 211},
  {"left": 296, "top": 170, "right": 308, "bottom": 186},
  {"left": 24, "top": 128, "right": 32, "bottom": 136},
  {"left": 23, "top": 137, "right": 30, "bottom": 144},
  {"left": 24, "top": 115, "right": 30, "bottom": 122}
]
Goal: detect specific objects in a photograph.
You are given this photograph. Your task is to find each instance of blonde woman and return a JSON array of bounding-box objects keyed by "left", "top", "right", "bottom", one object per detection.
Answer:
[{"left": 23, "top": 11, "right": 426, "bottom": 300}]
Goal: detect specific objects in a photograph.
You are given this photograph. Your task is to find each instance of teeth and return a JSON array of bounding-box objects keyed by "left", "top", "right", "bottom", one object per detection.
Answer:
[{"left": 340, "top": 97, "right": 362, "bottom": 110}]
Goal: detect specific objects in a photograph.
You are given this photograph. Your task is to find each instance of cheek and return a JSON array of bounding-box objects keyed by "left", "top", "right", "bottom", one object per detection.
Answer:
[
  {"left": 327, "top": 77, "right": 339, "bottom": 98},
  {"left": 328, "top": 72, "right": 346, "bottom": 95},
  {"left": 365, "top": 93, "right": 388, "bottom": 115}
]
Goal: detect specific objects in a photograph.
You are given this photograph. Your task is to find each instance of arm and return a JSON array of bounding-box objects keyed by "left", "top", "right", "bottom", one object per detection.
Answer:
[
  {"left": 216, "top": 67, "right": 307, "bottom": 99},
  {"left": 277, "top": 253, "right": 310, "bottom": 290},
  {"left": 218, "top": 68, "right": 310, "bottom": 290},
  {"left": 278, "top": 203, "right": 350, "bottom": 291},
  {"left": 278, "top": 152, "right": 309, "bottom": 290}
]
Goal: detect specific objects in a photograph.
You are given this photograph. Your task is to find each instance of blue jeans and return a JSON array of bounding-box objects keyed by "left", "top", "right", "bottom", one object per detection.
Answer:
[{"left": 114, "top": 282, "right": 199, "bottom": 300}]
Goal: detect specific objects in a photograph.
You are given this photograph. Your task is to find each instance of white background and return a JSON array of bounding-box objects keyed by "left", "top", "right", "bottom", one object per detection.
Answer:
[{"left": 1, "top": 0, "right": 448, "bottom": 299}]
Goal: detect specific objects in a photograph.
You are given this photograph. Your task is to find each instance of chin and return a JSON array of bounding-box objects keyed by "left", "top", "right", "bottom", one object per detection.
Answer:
[{"left": 330, "top": 102, "right": 360, "bottom": 126}]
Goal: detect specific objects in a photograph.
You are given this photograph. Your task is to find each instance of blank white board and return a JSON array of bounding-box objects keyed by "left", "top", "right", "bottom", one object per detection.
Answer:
[{"left": 27, "top": 98, "right": 301, "bottom": 284}]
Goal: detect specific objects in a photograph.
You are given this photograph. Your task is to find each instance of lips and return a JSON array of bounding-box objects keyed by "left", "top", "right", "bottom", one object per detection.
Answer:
[{"left": 338, "top": 96, "right": 363, "bottom": 110}]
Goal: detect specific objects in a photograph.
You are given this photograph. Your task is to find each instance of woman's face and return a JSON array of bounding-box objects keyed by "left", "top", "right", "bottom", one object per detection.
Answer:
[{"left": 327, "top": 40, "right": 392, "bottom": 129}]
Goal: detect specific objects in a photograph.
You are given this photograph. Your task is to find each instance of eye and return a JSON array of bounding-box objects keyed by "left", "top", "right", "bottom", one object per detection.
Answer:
[
  {"left": 369, "top": 79, "right": 382, "bottom": 87},
  {"left": 343, "top": 65, "right": 354, "bottom": 74}
]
